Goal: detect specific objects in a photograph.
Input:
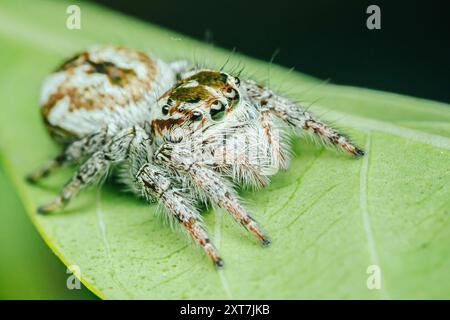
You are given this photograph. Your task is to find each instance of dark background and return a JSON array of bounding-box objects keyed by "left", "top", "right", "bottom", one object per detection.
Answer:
[{"left": 89, "top": 0, "right": 449, "bottom": 102}]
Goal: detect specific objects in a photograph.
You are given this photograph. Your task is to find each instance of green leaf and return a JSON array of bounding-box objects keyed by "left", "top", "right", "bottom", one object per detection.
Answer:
[
  {"left": 0, "top": 0, "right": 449, "bottom": 299},
  {"left": 0, "top": 165, "right": 97, "bottom": 299}
]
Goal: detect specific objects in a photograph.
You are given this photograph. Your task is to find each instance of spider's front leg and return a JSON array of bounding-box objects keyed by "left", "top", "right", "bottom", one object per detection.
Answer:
[
  {"left": 26, "top": 128, "right": 108, "bottom": 183},
  {"left": 259, "top": 107, "right": 290, "bottom": 170},
  {"left": 243, "top": 80, "right": 365, "bottom": 157},
  {"left": 37, "top": 127, "right": 136, "bottom": 213},
  {"left": 134, "top": 163, "right": 223, "bottom": 267},
  {"left": 155, "top": 144, "right": 271, "bottom": 246},
  {"left": 37, "top": 125, "right": 223, "bottom": 266}
]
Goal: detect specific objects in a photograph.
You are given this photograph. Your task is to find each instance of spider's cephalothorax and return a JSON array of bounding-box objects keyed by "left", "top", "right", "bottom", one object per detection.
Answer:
[
  {"left": 151, "top": 70, "right": 242, "bottom": 144},
  {"left": 28, "top": 45, "right": 364, "bottom": 268}
]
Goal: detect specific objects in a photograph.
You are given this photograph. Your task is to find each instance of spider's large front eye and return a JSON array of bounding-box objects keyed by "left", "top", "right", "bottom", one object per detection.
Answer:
[
  {"left": 210, "top": 100, "right": 226, "bottom": 120},
  {"left": 224, "top": 87, "right": 237, "bottom": 99},
  {"left": 162, "top": 105, "right": 169, "bottom": 115}
]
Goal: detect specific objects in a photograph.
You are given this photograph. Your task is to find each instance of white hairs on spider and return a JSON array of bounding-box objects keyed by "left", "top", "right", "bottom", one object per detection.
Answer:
[{"left": 28, "top": 45, "right": 364, "bottom": 268}]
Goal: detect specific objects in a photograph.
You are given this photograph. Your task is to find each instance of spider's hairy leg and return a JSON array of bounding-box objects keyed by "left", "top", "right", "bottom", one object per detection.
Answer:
[
  {"left": 259, "top": 107, "right": 290, "bottom": 170},
  {"left": 36, "top": 127, "right": 135, "bottom": 214},
  {"left": 243, "top": 80, "right": 365, "bottom": 157},
  {"left": 26, "top": 129, "right": 108, "bottom": 183},
  {"left": 135, "top": 163, "right": 223, "bottom": 268},
  {"left": 191, "top": 164, "right": 270, "bottom": 246},
  {"left": 212, "top": 134, "right": 270, "bottom": 188},
  {"left": 155, "top": 146, "right": 271, "bottom": 246}
]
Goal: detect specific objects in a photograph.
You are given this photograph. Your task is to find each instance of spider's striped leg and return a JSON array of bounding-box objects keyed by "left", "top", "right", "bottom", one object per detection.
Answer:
[
  {"left": 212, "top": 137, "right": 270, "bottom": 188},
  {"left": 37, "top": 127, "right": 135, "bottom": 214},
  {"left": 190, "top": 163, "right": 270, "bottom": 246},
  {"left": 37, "top": 151, "right": 109, "bottom": 213},
  {"left": 243, "top": 80, "right": 364, "bottom": 157},
  {"left": 155, "top": 145, "right": 270, "bottom": 246},
  {"left": 259, "top": 107, "right": 290, "bottom": 170},
  {"left": 135, "top": 163, "right": 223, "bottom": 268},
  {"left": 212, "top": 120, "right": 286, "bottom": 188},
  {"left": 26, "top": 129, "right": 108, "bottom": 183},
  {"left": 275, "top": 106, "right": 365, "bottom": 157}
]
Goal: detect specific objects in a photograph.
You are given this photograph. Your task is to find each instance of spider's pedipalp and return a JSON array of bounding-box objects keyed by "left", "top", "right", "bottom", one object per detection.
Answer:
[
  {"left": 208, "top": 129, "right": 271, "bottom": 188},
  {"left": 259, "top": 107, "right": 290, "bottom": 170},
  {"left": 136, "top": 163, "right": 223, "bottom": 267}
]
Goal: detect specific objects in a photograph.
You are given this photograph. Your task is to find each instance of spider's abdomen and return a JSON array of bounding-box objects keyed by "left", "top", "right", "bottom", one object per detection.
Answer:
[{"left": 40, "top": 45, "right": 176, "bottom": 142}]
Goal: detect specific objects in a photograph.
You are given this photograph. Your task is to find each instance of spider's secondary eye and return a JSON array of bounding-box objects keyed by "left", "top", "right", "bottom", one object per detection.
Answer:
[
  {"left": 211, "top": 100, "right": 225, "bottom": 110},
  {"left": 162, "top": 105, "right": 169, "bottom": 115},
  {"left": 167, "top": 98, "right": 174, "bottom": 106},
  {"left": 224, "top": 87, "right": 237, "bottom": 99},
  {"left": 192, "top": 111, "right": 203, "bottom": 121},
  {"left": 233, "top": 77, "right": 240, "bottom": 86},
  {"left": 210, "top": 100, "right": 226, "bottom": 120}
]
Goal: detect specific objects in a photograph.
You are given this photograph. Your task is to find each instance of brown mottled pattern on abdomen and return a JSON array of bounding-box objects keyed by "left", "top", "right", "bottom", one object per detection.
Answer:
[
  {"left": 42, "top": 46, "right": 157, "bottom": 117},
  {"left": 40, "top": 45, "right": 166, "bottom": 141}
]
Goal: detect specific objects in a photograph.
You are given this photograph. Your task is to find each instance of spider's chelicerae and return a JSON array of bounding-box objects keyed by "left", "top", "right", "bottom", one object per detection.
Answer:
[{"left": 28, "top": 45, "right": 364, "bottom": 268}]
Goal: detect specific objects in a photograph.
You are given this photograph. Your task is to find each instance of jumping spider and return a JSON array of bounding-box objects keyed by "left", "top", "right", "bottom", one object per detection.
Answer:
[{"left": 27, "top": 45, "right": 364, "bottom": 268}]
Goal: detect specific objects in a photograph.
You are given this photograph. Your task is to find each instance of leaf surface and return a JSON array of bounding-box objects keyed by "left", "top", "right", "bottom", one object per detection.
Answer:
[{"left": 0, "top": 0, "right": 449, "bottom": 299}]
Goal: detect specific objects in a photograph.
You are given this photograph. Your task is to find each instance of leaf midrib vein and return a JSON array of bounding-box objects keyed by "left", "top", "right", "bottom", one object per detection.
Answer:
[{"left": 360, "top": 132, "right": 389, "bottom": 299}]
